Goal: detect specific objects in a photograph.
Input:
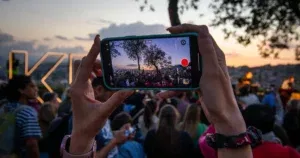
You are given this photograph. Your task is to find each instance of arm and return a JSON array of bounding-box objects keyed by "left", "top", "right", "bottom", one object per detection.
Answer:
[
  {"left": 16, "top": 107, "right": 42, "bottom": 158},
  {"left": 25, "top": 138, "right": 40, "bottom": 158},
  {"left": 96, "top": 139, "right": 118, "bottom": 158}
]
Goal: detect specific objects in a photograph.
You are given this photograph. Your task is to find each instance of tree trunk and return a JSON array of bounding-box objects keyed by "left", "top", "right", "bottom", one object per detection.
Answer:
[
  {"left": 168, "top": 0, "right": 181, "bottom": 26},
  {"left": 137, "top": 57, "right": 141, "bottom": 71}
]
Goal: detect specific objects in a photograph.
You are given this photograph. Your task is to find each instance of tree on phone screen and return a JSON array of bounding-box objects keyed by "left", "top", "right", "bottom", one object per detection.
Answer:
[
  {"left": 143, "top": 44, "right": 169, "bottom": 74},
  {"left": 110, "top": 42, "right": 122, "bottom": 58},
  {"left": 122, "top": 40, "right": 147, "bottom": 71}
]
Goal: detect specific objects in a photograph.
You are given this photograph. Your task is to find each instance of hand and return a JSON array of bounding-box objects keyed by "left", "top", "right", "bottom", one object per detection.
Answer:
[
  {"left": 69, "top": 35, "right": 134, "bottom": 154},
  {"left": 113, "top": 124, "right": 135, "bottom": 145},
  {"left": 157, "top": 24, "right": 246, "bottom": 135}
]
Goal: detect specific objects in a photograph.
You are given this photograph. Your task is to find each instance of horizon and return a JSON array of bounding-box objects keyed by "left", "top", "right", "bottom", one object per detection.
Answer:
[{"left": 0, "top": 0, "right": 299, "bottom": 67}]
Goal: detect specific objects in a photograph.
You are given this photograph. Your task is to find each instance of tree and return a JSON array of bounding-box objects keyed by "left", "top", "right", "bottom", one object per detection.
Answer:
[
  {"left": 143, "top": 44, "right": 168, "bottom": 74},
  {"left": 135, "top": 0, "right": 300, "bottom": 61},
  {"left": 109, "top": 42, "right": 121, "bottom": 58},
  {"left": 122, "top": 39, "right": 147, "bottom": 71}
]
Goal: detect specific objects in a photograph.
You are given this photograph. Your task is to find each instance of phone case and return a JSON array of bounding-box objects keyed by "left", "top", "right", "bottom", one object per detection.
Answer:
[{"left": 100, "top": 33, "right": 201, "bottom": 91}]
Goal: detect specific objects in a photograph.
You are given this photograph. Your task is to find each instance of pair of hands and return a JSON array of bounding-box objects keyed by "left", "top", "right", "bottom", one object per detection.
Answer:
[
  {"left": 112, "top": 124, "right": 135, "bottom": 145},
  {"left": 69, "top": 24, "right": 246, "bottom": 154}
]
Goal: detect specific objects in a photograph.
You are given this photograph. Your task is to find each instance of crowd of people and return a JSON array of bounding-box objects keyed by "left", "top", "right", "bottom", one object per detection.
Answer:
[
  {"left": 112, "top": 65, "right": 192, "bottom": 88},
  {"left": 0, "top": 24, "right": 300, "bottom": 158},
  {"left": 0, "top": 73, "right": 299, "bottom": 158}
]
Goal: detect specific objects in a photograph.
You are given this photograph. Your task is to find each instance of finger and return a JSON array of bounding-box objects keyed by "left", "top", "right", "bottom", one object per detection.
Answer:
[
  {"left": 156, "top": 91, "right": 183, "bottom": 99},
  {"left": 167, "top": 24, "right": 210, "bottom": 38},
  {"left": 100, "top": 90, "right": 134, "bottom": 118},
  {"left": 168, "top": 24, "right": 219, "bottom": 76},
  {"left": 76, "top": 35, "right": 101, "bottom": 84},
  {"left": 121, "top": 123, "right": 131, "bottom": 130}
]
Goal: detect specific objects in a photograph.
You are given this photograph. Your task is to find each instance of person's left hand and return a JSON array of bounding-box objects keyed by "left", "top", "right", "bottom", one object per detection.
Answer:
[{"left": 69, "top": 35, "right": 134, "bottom": 154}]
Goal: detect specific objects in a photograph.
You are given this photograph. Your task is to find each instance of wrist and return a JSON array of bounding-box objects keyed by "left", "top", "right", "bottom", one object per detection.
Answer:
[
  {"left": 111, "top": 138, "right": 119, "bottom": 145},
  {"left": 69, "top": 133, "right": 95, "bottom": 155},
  {"left": 214, "top": 111, "right": 247, "bottom": 135}
]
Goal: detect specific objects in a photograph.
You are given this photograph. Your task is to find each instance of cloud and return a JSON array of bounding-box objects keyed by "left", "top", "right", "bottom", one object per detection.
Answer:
[
  {"left": 44, "top": 37, "right": 51, "bottom": 41},
  {"left": 87, "top": 18, "right": 115, "bottom": 26},
  {"left": 75, "top": 21, "right": 168, "bottom": 41},
  {"left": 55, "top": 35, "right": 69, "bottom": 41},
  {"left": 126, "top": 64, "right": 138, "bottom": 67},
  {"left": 98, "top": 21, "right": 168, "bottom": 38},
  {"left": 0, "top": 31, "right": 85, "bottom": 67}
]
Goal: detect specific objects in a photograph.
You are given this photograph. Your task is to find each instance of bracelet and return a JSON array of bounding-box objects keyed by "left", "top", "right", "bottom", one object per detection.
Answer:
[
  {"left": 206, "top": 126, "right": 262, "bottom": 149},
  {"left": 60, "top": 135, "right": 97, "bottom": 158}
]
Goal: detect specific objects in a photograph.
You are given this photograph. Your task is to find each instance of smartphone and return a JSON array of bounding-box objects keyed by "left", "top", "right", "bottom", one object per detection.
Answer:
[
  {"left": 100, "top": 33, "right": 201, "bottom": 90},
  {"left": 124, "top": 127, "right": 136, "bottom": 137}
]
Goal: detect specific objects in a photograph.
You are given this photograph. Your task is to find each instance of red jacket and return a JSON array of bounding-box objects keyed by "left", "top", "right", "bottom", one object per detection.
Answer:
[{"left": 253, "top": 142, "right": 300, "bottom": 158}]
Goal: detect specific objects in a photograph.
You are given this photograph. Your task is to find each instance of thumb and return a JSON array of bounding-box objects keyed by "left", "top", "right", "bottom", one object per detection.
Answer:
[{"left": 101, "top": 90, "right": 134, "bottom": 116}]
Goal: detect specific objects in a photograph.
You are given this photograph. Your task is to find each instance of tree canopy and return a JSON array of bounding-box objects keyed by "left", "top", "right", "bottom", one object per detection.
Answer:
[
  {"left": 143, "top": 44, "right": 169, "bottom": 73},
  {"left": 135, "top": 0, "right": 300, "bottom": 60},
  {"left": 122, "top": 39, "right": 147, "bottom": 71}
]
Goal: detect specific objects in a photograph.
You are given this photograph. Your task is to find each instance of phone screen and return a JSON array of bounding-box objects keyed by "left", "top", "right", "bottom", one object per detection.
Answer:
[{"left": 107, "top": 37, "right": 193, "bottom": 88}]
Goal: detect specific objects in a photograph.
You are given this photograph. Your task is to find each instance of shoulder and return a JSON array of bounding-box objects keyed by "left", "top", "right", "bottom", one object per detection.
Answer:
[{"left": 16, "top": 105, "right": 37, "bottom": 118}]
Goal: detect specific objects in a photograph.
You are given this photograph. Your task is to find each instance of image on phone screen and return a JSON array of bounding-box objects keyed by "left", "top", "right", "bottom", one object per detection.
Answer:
[{"left": 107, "top": 37, "right": 193, "bottom": 89}]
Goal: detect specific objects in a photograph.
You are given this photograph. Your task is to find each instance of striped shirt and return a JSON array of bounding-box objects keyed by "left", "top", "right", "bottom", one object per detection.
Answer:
[{"left": 4, "top": 102, "right": 42, "bottom": 154}]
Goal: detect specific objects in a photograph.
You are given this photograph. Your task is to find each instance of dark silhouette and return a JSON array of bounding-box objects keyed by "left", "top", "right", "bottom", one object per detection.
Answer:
[
  {"left": 143, "top": 44, "right": 170, "bottom": 74},
  {"left": 122, "top": 40, "right": 147, "bottom": 71}
]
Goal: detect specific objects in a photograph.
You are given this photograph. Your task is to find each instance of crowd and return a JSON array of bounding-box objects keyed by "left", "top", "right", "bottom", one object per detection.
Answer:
[
  {"left": 112, "top": 65, "right": 191, "bottom": 88},
  {"left": 0, "top": 24, "right": 300, "bottom": 158}
]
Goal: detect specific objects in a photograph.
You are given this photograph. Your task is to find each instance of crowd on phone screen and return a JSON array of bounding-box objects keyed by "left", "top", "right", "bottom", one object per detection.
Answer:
[
  {"left": 0, "top": 73, "right": 300, "bottom": 158},
  {"left": 112, "top": 65, "right": 192, "bottom": 88}
]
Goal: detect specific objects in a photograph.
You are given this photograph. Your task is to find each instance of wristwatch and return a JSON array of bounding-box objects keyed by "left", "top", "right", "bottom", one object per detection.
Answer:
[
  {"left": 60, "top": 135, "right": 97, "bottom": 158},
  {"left": 206, "top": 126, "right": 262, "bottom": 149}
]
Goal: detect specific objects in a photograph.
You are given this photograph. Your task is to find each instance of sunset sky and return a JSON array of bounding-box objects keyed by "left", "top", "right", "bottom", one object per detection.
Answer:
[{"left": 0, "top": 0, "right": 299, "bottom": 67}]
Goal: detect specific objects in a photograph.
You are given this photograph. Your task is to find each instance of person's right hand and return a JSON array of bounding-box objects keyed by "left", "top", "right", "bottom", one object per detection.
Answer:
[
  {"left": 157, "top": 24, "right": 246, "bottom": 135},
  {"left": 69, "top": 35, "right": 134, "bottom": 155},
  {"left": 113, "top": 124, "right": 135, "bottom": 145}
]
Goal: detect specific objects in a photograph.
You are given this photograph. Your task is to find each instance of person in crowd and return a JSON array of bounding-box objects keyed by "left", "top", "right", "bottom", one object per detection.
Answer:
[
  {"left": 179, "top": 104, "right": 207, "bottom": 145},
  {"left": 262, "top": 84, "right": 285, "bottom": 125},
  {"left": 175, "top": 92, "right": 190, "bottom": 119},
  {"left": 111, "top": 112, "right": 145, "bottom": 158},
  {"left": 144, "top": 105, "right": 195, "bottom": 158},
  {"left": 138, "top": 99, "right": 159, "bottom": 137},
  {"left": 0, "top": 75, "right": 41, "bottom": 158},
  {"left": 283, "top": 100, "right": 300, "bottom": 150},
  {"left": 199, "top": 104, "right": 300, "bottom": 158},
  {"left": 42, "top": 92, "right": 59, "bottom": 111},
  {"left": 57, "top": 88, "right": 72, "bottom": 117},
  {"left": 63, "top": 25, "right": 252, "bottom": 158},
  {"left": 38, "top": 102, "right": 57, "bottom": 158},
  {"left": 238, "top": 85, "right": 260, "bottom": 107}
]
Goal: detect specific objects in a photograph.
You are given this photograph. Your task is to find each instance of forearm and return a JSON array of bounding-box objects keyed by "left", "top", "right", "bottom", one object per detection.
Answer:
[
  {"left": 214, "top": 99, "right": 252, "bottom": 158},
  {"left": 96, "top": 138, "right": 118, "bottom": 158}
]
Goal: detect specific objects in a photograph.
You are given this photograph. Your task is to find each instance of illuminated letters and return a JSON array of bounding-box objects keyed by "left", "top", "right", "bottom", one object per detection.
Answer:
[{"left": 9, "top": 50, "right": 86, "bottom": 103}]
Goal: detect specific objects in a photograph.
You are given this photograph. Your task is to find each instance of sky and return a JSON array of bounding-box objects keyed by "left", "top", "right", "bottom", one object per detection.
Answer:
[
  {"left": 0, "top": 0, "right": 299, "bottom": 67},
  {"left": 111, "top": 37, "right": 190, "bottom": 70}
]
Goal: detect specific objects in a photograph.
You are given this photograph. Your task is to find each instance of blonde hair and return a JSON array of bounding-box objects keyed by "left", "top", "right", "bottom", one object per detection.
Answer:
[{"left": 181, "top": 104, "right": 201, "bottom": 138}]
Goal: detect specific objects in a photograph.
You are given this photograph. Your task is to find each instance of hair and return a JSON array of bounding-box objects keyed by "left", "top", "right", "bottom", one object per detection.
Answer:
[
  {"left": 111, "top": 112, "right": 132, "bottom": 131},
  {"left": 92, "top": 77, "right": 108, "bottom": 90},
  {"left": 5, "top": 75, "right": 32, "bottom": 102},
  {"left": 286, "top": 100, "right": 300, "bottom": 112},
  {"left": 239, "top": 85, "right": 250, "bottom": 96},
  {"left": 181, "top": 104, "right": 201, "bottom": 138},
  {"left": 42, "top": 92, "right": 57, "bottom": 102},
  {"left": 39, "top": 103, "right": 56, "bottom": 136},
  {"left": 242, "top": 104, "right": 275, "bottom": 134},
  {"left": 143, "top": 100, "right": 157, "bottom": 129},
  {"left": 155, "top": 105, "right": 180, "bottom": 154}
]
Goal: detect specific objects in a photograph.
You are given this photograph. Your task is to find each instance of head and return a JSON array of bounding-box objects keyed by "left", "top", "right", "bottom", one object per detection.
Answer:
[
  {"left": 111, "top": 112, "right": 132, "bottom": 131},
  {"left": 39, "top": 103, "right": 56, "bottom": 123},
  {"left": 6, "top": 75, "right": 38, "bottom": 103},
  {"left": 286, "top": 100, "right": 300, "bottom": 112},
  {"left": 92, "top": 77, "right": 113, "bottom": 102},
  {"left": 42, "top": 92, "right": 59, "bottom": 109},
  {"left": 143, "top": 99, "right": 159, "bottom": 129},
  {"left": 239, "top": 85, "right": 250, "bottom": 96},
  {"left": 158, "top": 104, "right": 180, "bottom": 129},
  {"left": 289, "top": 76, "right": 295, "bottom": 83},
  {"left": 242, "top": 104, "right": 275, "bottom": 134},
  {"left": 182, "top": 104, "right": 201, "bottom": 137}
]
